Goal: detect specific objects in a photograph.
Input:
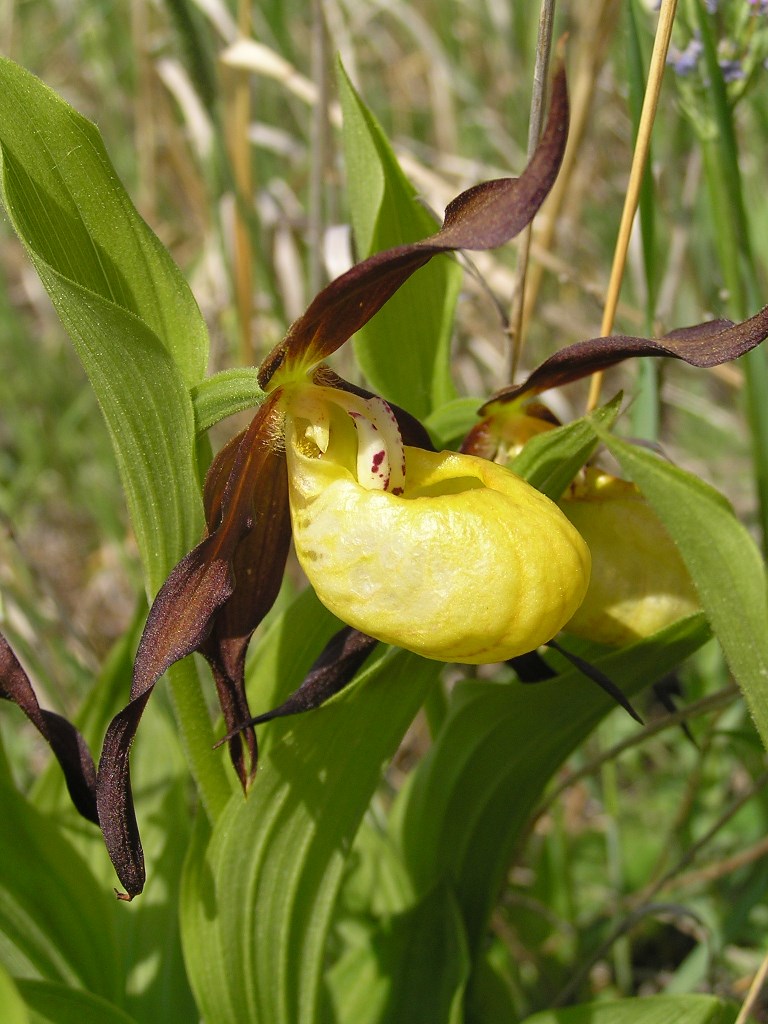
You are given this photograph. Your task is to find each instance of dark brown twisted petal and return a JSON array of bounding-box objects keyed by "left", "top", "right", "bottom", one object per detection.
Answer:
[
  {"left": 216, "top": 628, "right": 379, "bottom": 747},
  {"left": 199, "top": 438, "right": 292, "bottom": 788},
  {"left": 479, "top": 310, "right": 768, "bottom": 409},
  {"left": 96, "top": 391, "right": 289, "bottom": 899},
  {"left": 0, "top": 632, "right": 98, "bottom": 824},
  {"left": 257, "top": 63, "right": 569, "bottom": 389}
]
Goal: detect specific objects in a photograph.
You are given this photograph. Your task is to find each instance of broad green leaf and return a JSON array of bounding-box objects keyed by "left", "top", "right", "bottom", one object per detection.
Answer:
[
  {"left": 181, "top": 645, "right": 442, "bottom": 1024},
  {"left": 0, "top": 963, "right": 30, "bottom": 1024},
  {"left": 192, "top": 369, "right": 265, "bottom": 434},
  {"left": 337, "top": 60, "right": 462, "bottom": 419},
  {"left": 13, "top": 270, "right": 201, "bottom": 591},
  {"left": 0, "top": 736, "right": 122, "bottom": 1001},
  {"left": 521, "top": 993, "right": 735, "bottom": 1024},
  {"left": 327, "top": 883, "right": 469, "bottom": 1024},
  {"left": 0, "top": 58, "right": 206, "bottom": 589},
  {"left": 16, "top": 979, "right": 140, "bottom": 1024},
  {"left": 511, "top": 393, "right": 623, "bottom": 500},
  {"left": 595, "top": 428, "right": 768, "bottom": 750},
  {"left": 0, "top": 57, "right": 208, "bottom": 385},
  {"left": 0, "top": 58, "right": 230, "bottom": 814},
  {"left": 390, "top": 615, "right": 709, "bottom": 953}
]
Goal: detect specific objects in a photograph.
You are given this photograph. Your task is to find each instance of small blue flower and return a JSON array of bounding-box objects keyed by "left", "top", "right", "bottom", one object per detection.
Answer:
[
  {"left": 719, "top": 58, "right": 745, "bottom": 82},
  {"left": 669, "top": 36, "right": 704, "bottom": 76}
]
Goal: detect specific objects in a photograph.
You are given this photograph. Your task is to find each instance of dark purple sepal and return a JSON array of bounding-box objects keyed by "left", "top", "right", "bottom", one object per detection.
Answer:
[
  {"left": 257, "top": 64, "right": 569, "bottom": 389},
  {"left": 482, "top": 310, "right": 768, "bottom": 408},
  {"left": 0, "top": 632, "right": 98, "bottom": 824}
]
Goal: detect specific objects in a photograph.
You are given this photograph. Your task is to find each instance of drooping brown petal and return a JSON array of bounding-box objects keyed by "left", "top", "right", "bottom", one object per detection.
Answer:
[
  {"left": 0, "top": 632, "right": 98, "bottom": 823},
  {"left": 215, "top": 628, "right": 379, "bottom": 746},
  {"left": 96, "top": 391, "right": 288, "bottom": 899},
  {"left": 199, "top": 436, "right": 292, "bottom": 787},
  {"left": 480, "top": 310, "right": 768, "bottom": 409},
  {"left": 257, "top": 64, "right": 569, "bottom": 389}
]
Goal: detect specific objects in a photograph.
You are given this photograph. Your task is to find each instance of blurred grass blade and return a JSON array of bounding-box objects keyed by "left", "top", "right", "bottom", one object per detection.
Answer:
[
  {"left": 0, "top": 965, "right": 31, "bottom": 1024},
  {"left": 337, "top": 59, "right": 462, "bottom": 418},
  {"left": 693, "top": 3, "right": 768, "bottom": 556},
  {"left": 626, "top": 0, "right": 660, "bottom": 440},
  {"left": 181, "top": 645, "right": 442, "bottom": 1024},
  {"left": 596, "top": 427, "right": 768, "bottom": 750},
  {"left": 520, "top": 993, "right": 735, "bottom": 1024}
]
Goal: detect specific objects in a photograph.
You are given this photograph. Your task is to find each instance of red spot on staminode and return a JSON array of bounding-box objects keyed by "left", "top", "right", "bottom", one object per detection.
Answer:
[
  {"left": 371, "top": 450, "right": 386, "bottom": 472},
  {"left": 391, "top": 486, "right": 404, "bottom": 496}
]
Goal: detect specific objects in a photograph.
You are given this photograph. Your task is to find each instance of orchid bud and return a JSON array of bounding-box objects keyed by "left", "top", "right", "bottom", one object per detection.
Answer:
[
  {"left": 561, "top": 469, "right": 700, "bottom": 646},
  {"left": 282, "top": 385, "right": 590, "bottom": 664}
]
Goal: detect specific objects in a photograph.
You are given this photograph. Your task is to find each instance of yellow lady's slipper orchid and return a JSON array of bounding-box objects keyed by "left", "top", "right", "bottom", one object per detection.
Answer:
[
  {"left": 283, "top": 384, "right": 591, "bottom": 663},
  {"left": 561, "top": 469, "right": 700, "bottom": 646}
]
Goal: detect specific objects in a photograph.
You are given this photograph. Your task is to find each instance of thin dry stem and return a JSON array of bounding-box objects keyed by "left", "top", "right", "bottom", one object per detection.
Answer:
[
  {"left": 519, "top": 0, "right": 618, "bottom": 337},
  {"left": 131, "top": 0, "right": 157, "bottom": 221},
  {"left": 309, "top": 0, "right": 331, "bottom": 297},
  {"left": 506, "top": 0, "right": 557, "bottom": 383},
  {"left": 735, "top": 944, "right": 768, "bottom": 1024},
  {"left": 586, "top": 0, "right": 678, "bottom": 411},
  {"left": 227, "top": 0, "right": 255, "bottom": 365}
]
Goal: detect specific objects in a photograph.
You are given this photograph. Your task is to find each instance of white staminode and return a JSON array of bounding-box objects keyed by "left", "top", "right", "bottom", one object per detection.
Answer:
[{"left": 288, "top": 385, "right": 406, "bottom": 494}]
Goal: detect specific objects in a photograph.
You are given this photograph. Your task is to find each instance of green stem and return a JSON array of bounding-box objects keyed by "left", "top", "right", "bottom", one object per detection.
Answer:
[{"left": 168, "top": 657, "right": 233, "bottom": 821}]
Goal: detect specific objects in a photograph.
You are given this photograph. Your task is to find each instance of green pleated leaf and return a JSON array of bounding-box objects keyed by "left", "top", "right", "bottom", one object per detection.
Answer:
[
  {"left": 0, "top": 737, "right": 122, "bottom": 1002},
  {"left": 16, "top": 979, "right": 140, "bottom": 1024},
  {"left": 243, "top": 586, "right": 345, "bottom": 755},
  {"left": 595, "top": 427, "right": 768, "bottom": 751},
  {"left": 180, "top": 645, "right": 442, "bottom": 1024},
  {"left": 520, "top": 993, "right": 735, "bottom": 1024},
  {"left": 337, "top": 60, "right": 462, "bottom": 419},
  {"left": 389, "top": 615, "right": 709, "bottom": 954},
  {"left": 0, "top": 57, "right": 207, "bottom": 587}
]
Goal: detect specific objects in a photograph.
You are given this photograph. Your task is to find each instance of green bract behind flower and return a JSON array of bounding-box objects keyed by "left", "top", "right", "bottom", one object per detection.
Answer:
[{"left": 284, "top": 385, "right": 591, "bottom": 664}]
